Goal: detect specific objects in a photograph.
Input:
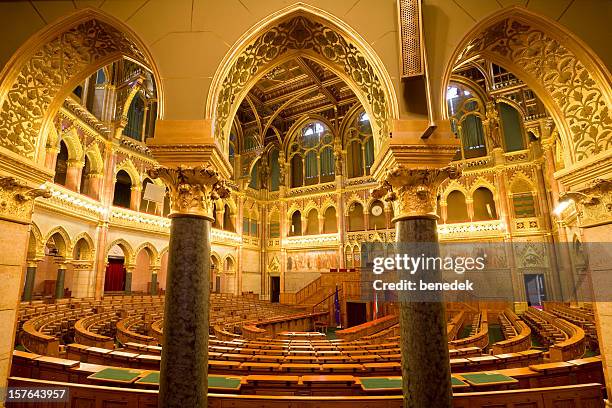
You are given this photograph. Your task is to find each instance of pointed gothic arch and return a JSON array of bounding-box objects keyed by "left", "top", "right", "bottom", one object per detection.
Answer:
[
  {"left": 207, "top": 4, "right": 398, "bottom": 159},
  {"left": 442, "top": 6, "right": 612, "bottom": 166},
  {"left": 0, "top": 8, "right": 162, "bottom": 165}
]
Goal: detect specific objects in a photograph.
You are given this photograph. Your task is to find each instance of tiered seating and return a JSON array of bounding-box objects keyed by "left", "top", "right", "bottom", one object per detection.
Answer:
[
  {"left": 522, "top": 307, "right": 586, "bottom": 361},
  {"left": 449, "top": 311, "right": 488, "bottom": 350},
  {"left": 545, "top": 303, "right": 598, "bottom": 351},
  {"left": 9, "top": 349, "right": 605, "bottom": 407},
  {"left": 491, "top": 309, "right": 531, "bottom": 354},
  {"left": 11, "top": 297, "right": 605, "bottom": 406}
]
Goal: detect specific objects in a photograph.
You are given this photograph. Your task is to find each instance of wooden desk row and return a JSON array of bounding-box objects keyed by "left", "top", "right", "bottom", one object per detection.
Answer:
[{"left": 10, "top": 349, "right": 605, "bottom": 399}]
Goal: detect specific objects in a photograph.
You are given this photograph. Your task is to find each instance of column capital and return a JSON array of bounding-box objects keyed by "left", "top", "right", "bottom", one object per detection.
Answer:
[
  {"left": 0, "top": 177, "right": 51, "bottom": 224},
  {"left": 148, "top": 165, "right": 230, "bottom": 219},
  {"left": 372, "top": 164, "right": 461, "bottom": 221},
  {"left": 561, "top": 179, "right": 612, "bottom": 227}
]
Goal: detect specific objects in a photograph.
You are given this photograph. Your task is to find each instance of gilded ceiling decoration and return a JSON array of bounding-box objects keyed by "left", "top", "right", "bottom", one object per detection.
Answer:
[
  {"left": 456, "top": 17, "right": 611, "bottom": 162},
  {"left": 0, "top": 19, "right": 148, "bottom": 160},
  {"left": 215, "top": 16, "right": 389, "bottom": 153}
]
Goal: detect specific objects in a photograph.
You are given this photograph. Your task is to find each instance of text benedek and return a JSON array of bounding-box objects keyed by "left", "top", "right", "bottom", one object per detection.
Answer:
[{"left": 373, "top": 279, "right": 474, "bottom": 291}]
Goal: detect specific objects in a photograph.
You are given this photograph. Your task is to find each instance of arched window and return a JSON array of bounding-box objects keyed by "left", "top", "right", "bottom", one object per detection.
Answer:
[
  {"left": 229, "top": 129, "right": 237, "bottom": 170},
  {"left": 123, "top": 95, "right": 145, "bottom": 141},
  {"left": 54, "top": 141, "right": 69, "bottom": 186},
  {"left": 248, "top": 160, "right": 259, "bottom": 189},
  {"left": 291, "top": 154, "right": 303, "bottom": 187},
  {"left": 212, "top": 203, "right": 220, "bottom": 228},
  {"left": 223, "top": 204, "right": 235, "bottom": 232},
  {"left": 113, "top": 170, "right": 132, "bottom": 208},
  {"left": 270, "top": 148, "right": 280, "bottom": 191},
  {"left": 79, "top": 155, "right": 91, "bottom": 195},
  {"left": 498, "top": 102, "right": 526, "bottom": 152},
  {"left": 473, "top": 187, "right": 497, "bottom": 221},
  {"left": 320, "top": 146, "right": 334, "bottom": 182},
  {"left": 348, "top": 202, "right": 364, "bottom": 231},
  {"left": 446, "top": 191, "right": 469, "bottom": 223},
  {"left": 345, "top": 111, "right": 373, "bottom": 178},
  {"left": 305, "top": 150, "right": 318, "bottom": 185},
  {"left": 323, "top": 207, "right": 337, "bottom": 233},
  {"left": 290, "top": 211, "right": 302, "bottom": 236},
  {"left": 369, "top": 200, "right": 386, "bottom": 230},
  {"left": 269, "top": 212, "right": 280, "bottom": 238},
  {"left": 289, "top": 121, "right": 334, "bottom": 187},
  {"left": 447, "top": 84, "right": 486, "bottom": 159},
  {"left": 305, "top": 209, "right": 319, "bottom": 235}
]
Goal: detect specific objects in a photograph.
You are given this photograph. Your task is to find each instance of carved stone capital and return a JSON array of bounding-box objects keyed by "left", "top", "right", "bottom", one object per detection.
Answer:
[
  {"left": 562, "top": 179, "right": 612, "bottom": 227},
  {"left": 0, "top": 177, "right": 51, "bottom": 224},
  {"left": 147, "top": 166, "right": 230, "bottom": 219},
  {"left": 372, "top": 165, "right": 461, "bottom": 221}
]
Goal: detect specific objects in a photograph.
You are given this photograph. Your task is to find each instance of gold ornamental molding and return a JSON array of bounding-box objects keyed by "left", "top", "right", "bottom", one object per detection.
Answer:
[
  {"left": 443, "top": 7, "right": 612, "bottom": 166},
  {"left": 0, "top": 8, "right": 160, "bottom": 164},
  {"left": 0, "top": 177, "right": 51, "bottom": 224},
  {"left": 372, "top": 165, "right": 461, "bottom": 221},
  {"left": 207, "top": 4, "right": 398, "bottom": 158},
  {"left": 148, "top": 166, "right": 230, "bottom": 220}
]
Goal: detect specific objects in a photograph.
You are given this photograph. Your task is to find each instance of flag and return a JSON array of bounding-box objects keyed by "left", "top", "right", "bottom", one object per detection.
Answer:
[
  {"left": 373, "top": 291, "right": 379, "bottom": 320},
  {"left": 334, "top": 285, "right": 341, "bottom": 327}
]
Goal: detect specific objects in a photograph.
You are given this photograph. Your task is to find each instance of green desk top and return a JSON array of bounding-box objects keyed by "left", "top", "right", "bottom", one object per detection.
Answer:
[
  {"left": 133, "top": 372, "right": 240, "bottom": 390},
  {"left": 88, "top": 368, "right": 142, "bottom": 383},
  {"left": 460, "top": 372, "right": 517, "bottom": 386},
  {"left": 359, "top": 377, "right": 401, "bottom": 390},
  {"left": 451, "top": 376, "right": 469, "bottom": 388},
  {"left": 208, "top": 376, "right": 242, "bottom": 390},
  {"left": 136, "top": 371, "right": 159, "bottom": 385},
  {"left": 359, "top": 376, "right": 468, "bottom": 391}
]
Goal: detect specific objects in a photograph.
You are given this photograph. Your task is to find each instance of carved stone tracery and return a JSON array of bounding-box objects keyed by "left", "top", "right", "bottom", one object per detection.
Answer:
[
  {"left": 0, "top": 18, "right": 149, "bottom": 160},
  {"left": 456, "top": 17, "right": 612, "bottom": 162},
  {"left": 214, "top": 16, "right": 390, "bottom": 154}
]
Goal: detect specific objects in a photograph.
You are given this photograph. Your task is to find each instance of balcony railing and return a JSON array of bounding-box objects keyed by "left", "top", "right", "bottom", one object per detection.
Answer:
[
  {"left": 39, "top": 183, "right": 107, "bottom": 219},
  {"left": 282, "top": 233, "right": 339, "bottom": 247}
]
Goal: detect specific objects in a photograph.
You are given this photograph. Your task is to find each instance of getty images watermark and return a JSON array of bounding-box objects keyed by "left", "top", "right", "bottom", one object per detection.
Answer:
[
  {"left": 371, "top": 252, "right": 486, "bottom": 292},
  {"left": 358, "top": 242, "right": 612, "bottom": 303}
]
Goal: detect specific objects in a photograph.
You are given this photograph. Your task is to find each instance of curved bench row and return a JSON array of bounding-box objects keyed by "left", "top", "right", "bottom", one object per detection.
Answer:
[
  {"left": 450, "top": 311, "right": 488, "bottom": 350},
  {"left": 491, "top": 309, "right": 531, "bottom": 354}
]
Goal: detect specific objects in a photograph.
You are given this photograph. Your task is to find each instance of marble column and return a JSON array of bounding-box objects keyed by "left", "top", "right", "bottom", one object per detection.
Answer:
[
  {"left": 124, "top": 265, "right": 134, "bottom": 293},
  {"left": 150, "top": 266, "right": 159, "bottom": 295},
  {"left": 22, "top": 261, "right": 38, "bottom": 301},
  {"left": 65, "top": 160, "right": 84, "bottom": 192},
  {"left": 148, "top": 166, "right": 229, "bottom": 408},
  {"left": 372, "top": 165, "right": 459, "bottom": 408},
  {"left": 55, "top": 264, "right": 67, "bottom": 299}
]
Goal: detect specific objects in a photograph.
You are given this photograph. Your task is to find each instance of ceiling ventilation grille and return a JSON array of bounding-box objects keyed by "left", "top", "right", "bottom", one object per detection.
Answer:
[{"left": 398, "top": 0, "right": 424, "bottom": 78}]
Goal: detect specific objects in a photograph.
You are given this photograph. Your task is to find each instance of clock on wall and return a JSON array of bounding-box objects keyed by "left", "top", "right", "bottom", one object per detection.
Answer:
[{"left": 371, "top": 205, "right": 383, "bottom": 216}]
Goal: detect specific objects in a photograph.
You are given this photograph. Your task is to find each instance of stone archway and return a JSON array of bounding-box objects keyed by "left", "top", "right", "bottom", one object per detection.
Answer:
[
  {"left": 442, "top": 6, "right": 612, "bottom": 166},
  {"left": 207, "top": 4, "right": 398, "bottom": 158},
  {"left": 0, "top": 8, "right": 161, "bottom": 164}
]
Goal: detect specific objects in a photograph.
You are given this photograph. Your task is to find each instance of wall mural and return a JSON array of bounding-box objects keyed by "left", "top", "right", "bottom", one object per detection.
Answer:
[{"left": 287, "top": 249, "right": 338, "bottom": 271}]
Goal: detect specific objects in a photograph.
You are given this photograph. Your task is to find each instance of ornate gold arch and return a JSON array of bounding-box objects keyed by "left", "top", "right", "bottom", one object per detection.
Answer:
[
  {"left": 208, "top": 5, "right": 398, "bottom": 158},
  {"left": 0, "top": 9, "right": 161, "bottom": 164},
  {"left": 442, "top": 6, "right": 612, "bottom": 165}
]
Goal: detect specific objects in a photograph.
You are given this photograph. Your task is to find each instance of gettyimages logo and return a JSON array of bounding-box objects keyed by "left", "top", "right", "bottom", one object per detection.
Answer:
[{"left": 371, "top": 253, "right": 487, "bottom": 275}]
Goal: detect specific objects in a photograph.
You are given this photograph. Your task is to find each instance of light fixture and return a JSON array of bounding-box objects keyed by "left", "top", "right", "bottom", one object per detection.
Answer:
[{"left": 553, "top": 198, "right": 573, "bottom": 217}]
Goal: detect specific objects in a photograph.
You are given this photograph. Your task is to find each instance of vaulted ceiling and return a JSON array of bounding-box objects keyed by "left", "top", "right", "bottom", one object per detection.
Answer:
[{"left": 234, "top": 56, "right": 360, "bottom": 148}]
